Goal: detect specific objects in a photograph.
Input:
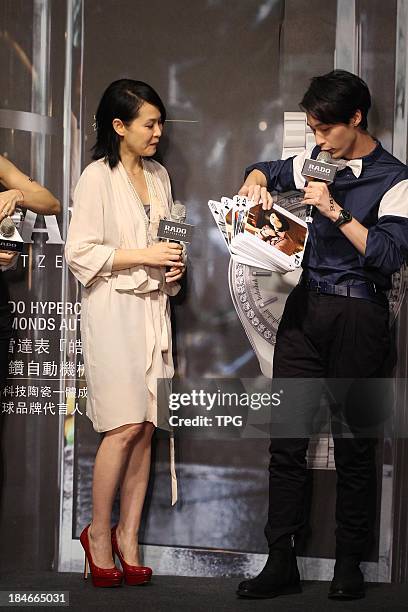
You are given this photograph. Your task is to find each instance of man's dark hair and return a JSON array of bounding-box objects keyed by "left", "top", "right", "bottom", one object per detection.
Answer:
[
  {"left": 300, "top": 69, "right": 371, "bottom": 130},
  {"left": 92, "top": 79, "right": 166, "bottom": 168}
]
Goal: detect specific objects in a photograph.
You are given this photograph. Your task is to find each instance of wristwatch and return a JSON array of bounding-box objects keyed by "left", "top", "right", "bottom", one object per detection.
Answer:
[{"left": 334, "top": 208, "right": 353, "bottom": 228}]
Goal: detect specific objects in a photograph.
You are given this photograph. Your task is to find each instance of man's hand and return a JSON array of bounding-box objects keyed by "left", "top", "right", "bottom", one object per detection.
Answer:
[
  {"left": 302, "top": 181, "right": 341, "bottom": 221},
  {"left": 238, "top": 184, "right": 273, "bottom": 210},
  {"left": 238, "top": 169, "right": 272, "bottom": 210}
]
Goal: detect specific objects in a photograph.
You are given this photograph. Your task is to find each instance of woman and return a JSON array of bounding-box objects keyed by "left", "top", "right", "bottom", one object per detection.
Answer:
[
  {"left": 65, "top": 80, "right": 185, "bottom": 588},
  {"left": 268, "top": 212, "right": 298, "bottom": 256},
  {"left": 268, "top": 211, "right": 289, "bottom": 235},
  {"left": 0, "top": 156, "right": 60, "bottom": 388},
  {"left": 257, "top": 212, "right": 296, "bottom": 252}
]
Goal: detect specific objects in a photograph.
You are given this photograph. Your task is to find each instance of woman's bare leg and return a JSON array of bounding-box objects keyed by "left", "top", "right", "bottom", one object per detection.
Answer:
[
  {"left": 115, "top": 422, "right": 155, "bottom": 564},
  {"left": 88, "top": 423, "right": 146, "bottom": 567}
]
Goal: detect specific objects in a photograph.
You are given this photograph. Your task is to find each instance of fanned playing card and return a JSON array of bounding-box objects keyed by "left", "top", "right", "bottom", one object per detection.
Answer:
[{"left": 208, "top": 192, "right": 307, "bottom": 273}]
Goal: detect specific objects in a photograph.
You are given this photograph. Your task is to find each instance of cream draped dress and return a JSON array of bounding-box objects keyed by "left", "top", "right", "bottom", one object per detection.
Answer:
[{"left": 65, "top": 157, "right": 179, "bottom": 503}]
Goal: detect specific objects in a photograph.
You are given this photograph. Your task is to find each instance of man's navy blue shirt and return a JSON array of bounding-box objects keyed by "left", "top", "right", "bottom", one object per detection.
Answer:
[{"left": 245, "top": 142, "right": 408, "bottom": 290}]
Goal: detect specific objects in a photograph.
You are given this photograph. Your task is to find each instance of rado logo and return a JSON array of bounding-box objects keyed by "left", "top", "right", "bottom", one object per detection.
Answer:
[
  {"left": 301, "top": 158, "right": 337, "bottom": 183},
  {"left": 157, "top": 218, "right": 194, "bottom": 243},
  {"left": 164, "top": 224, "right": 187, "bottom": 235},
  {"left": 308, "top": 164, "right": 331, "bottom": 174}
]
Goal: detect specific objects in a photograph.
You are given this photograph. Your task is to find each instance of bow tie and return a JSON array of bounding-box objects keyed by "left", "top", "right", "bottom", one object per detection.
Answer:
[{"left": 333, "top": 158, "right": 363, "bottom": 178}]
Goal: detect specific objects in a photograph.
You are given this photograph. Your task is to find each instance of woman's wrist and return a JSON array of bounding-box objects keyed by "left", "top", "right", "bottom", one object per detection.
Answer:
[
  {"left": 133, "top": 247, "right": 148, "bottom": 266},
  {"left": 132, "top": 249, "right": 146, "bottom": 266},
  {"left": 112, "top": 247, "right": 149, "bottom": 272}
]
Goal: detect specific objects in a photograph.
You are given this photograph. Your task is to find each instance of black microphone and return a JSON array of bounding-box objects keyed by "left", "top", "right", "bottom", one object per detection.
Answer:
[{"left": 301, "top": 150, "right": 338, "bottom": 223}]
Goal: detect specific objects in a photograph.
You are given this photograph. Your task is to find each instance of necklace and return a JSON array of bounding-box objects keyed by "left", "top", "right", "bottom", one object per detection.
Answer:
[{"left": 123, "top": 159, "right": 157, "bottom": 246}]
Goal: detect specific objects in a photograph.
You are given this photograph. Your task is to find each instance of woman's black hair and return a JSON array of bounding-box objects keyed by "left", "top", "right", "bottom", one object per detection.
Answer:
[
  {"left": 299, "top": 69, "right": 371, "bottom": 130},
  {"left": 92, "top": 79, "right": 166, "bottom": 168}
]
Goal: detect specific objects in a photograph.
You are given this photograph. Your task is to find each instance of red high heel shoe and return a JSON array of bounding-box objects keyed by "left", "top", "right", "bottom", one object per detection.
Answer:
[
  {"left": 80, "top": 524, "right": 123, "bottom": 588},
  {"left": 111, "top": 525, "right": 152, "bottom": 586}
]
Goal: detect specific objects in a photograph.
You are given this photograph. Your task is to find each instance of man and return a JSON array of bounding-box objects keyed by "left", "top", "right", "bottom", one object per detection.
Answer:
[{"left": 236, "top": 70, "right": 408, "bottom": 600}]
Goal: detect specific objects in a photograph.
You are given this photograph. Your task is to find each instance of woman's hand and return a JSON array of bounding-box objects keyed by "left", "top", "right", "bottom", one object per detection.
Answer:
[
  {"left": 0, "top": 250, "right": 18, "bottom": 266},
  {"left": 0, "top": 189, "right": 23, "bottom": 219},
  {"left": 144, "top": 242, "right": 184, "bottom": 268},
  {"left": 0, "top": 156, "right": 60, "bottom": 215},
  {"left": 165, "top": 263, "right": 186, "bottom": 283}
]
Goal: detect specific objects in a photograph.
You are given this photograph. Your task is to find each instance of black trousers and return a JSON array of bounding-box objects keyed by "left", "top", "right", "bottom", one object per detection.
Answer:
[{"left": 266, "top": 285, "right": 394, "bottom": 557}]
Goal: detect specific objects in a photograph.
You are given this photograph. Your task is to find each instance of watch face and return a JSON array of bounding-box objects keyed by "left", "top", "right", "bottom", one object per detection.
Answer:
[{"left": 342, "top": 209, "right": 352, "bottom": 222}]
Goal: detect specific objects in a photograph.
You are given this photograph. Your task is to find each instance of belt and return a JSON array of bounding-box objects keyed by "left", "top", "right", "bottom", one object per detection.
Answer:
[{"left": 300, "top": 277, "right": 384, "bottom": 301}]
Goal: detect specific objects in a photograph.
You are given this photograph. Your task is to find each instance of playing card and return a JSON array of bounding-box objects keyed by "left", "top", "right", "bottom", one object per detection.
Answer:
[
  {"left": 221, "top": 197, "right": 235, "bottom": 243},
  {"left": 208, "top": 200, "right": 230, "bottom": 247}
]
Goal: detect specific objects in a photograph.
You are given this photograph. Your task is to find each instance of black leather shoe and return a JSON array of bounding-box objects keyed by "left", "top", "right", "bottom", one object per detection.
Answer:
[
  {"left": 237, "top": 542, "right": 301, "bottom": 599},
  {"left": 328, "top": 558, "right": 365, "bottom": 600}
]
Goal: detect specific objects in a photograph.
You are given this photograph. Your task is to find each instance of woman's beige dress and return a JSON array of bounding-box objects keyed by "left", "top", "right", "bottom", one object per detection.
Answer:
[{"left": 65, "top": 158, "right": 180, "bottom": 500}]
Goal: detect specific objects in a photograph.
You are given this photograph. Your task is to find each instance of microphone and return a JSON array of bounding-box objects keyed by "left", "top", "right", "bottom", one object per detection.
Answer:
[
  {"left": 0, "top": 210, "right": 25, "bottom": 271},
  {"left": 0, "top": 212, "right": 24, "bottom": 251},
  {"left": 170, "top": 201, "right": 186, "bottom": 225},
  {"left": 168, "top": 202, "right": 186, "bottom": 271},
  {"left": 314, "top": 150, "right": 333, "bottom": 164},
  {"left": 157, "top": 201, "right": 194, "bottom": 244},
  {"left": 0, "top": 216, "right": 16, "bottom": 238},
  {"left": 157, "top": 201, "right": 194, "bottom": 274},
  {"left": 301, "top": 150, "right": 338, "bottom": 223}
]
